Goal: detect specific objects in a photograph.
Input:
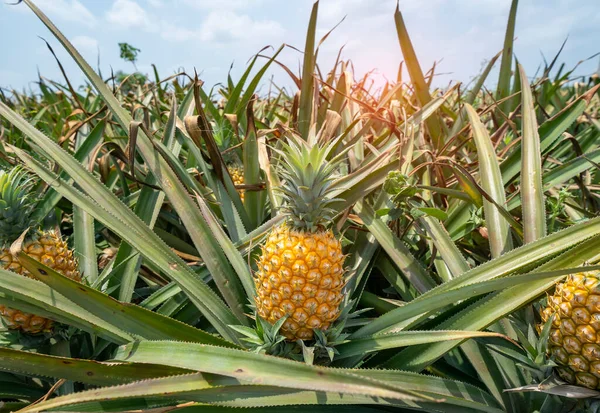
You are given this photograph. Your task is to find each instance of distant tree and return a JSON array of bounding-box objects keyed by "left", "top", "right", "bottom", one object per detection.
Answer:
[
  {"left": 115, "top": 43, "right": 146, "bottom": 92},
  {"left": 118, "top": 42, "right": 140, "bottom": 71}
]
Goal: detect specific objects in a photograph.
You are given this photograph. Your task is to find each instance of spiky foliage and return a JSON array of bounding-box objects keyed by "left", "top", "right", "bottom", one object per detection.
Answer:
[
  {"left": 1, "top": 0, "right": 600, "bottom": 411},
  {"left": 276, "top": 135, "right": 342, "bottom": 232},
  {"left": 0, "top": 167, "right": 35, "bottom": 246}
]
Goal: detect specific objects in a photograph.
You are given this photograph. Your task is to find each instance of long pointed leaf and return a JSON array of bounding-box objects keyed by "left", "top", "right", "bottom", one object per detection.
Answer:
[
  {"left": 465, "top": 104, "right": 513, "bottom": 257},
  {"left": 114, "top": 341, "right": 431, "bottom": 402},
  {"left": 519, "top": 64, "right": 546, "bottom": 243},
  {"left": 14, "top": 249, "right": 237, "bottom": 347}
]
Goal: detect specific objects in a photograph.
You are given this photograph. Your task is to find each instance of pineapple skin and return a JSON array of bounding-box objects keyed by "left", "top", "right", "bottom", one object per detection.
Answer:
[
  {"left": 542, "top": 272, "right": 600, "bottom": 389},
  {"left": 228, "top": 166, "right": 245, "bottom": 202},
  {"left": 255, "top": 225, "right": 345, "bottom": 340},
  {"left": 0, "top": 231, "right": 80, "bottom": 334}
]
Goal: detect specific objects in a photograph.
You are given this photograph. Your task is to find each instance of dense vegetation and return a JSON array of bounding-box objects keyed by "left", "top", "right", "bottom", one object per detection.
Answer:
[{"left": 0, "top": 0, "right": 599, "bottom": 412}]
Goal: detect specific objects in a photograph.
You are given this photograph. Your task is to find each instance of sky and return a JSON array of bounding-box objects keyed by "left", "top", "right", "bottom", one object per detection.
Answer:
[{"left": 1, "top": 0, "right": 599, "bottom": 95}]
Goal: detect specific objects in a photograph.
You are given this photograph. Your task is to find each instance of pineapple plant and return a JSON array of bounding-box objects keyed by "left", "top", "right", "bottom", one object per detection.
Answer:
[
  {"left": 0, "top": 167, "right": 80, "bottom": 333},
  {"left": 255, "top": 135, "right": 345, "bottom": 340}
]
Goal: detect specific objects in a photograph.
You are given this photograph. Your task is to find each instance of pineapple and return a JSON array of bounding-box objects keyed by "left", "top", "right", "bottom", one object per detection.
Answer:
[
  {"left": 541, "top": 271, "right": 600, "bottom": 389},
  {"left": 228, "top": 163, "right": 245, "bottom": 202},
  {"left": 255, "top": 135, "right": 345, "bottom": 341},
  {"left": 0, "top": 167, "right": 80, "bottom": 334}
]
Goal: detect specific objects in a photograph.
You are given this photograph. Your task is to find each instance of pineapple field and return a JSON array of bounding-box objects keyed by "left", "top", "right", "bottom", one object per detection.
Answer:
[{"left": 1, "top": 0, "right": 600, "bottom": 412}]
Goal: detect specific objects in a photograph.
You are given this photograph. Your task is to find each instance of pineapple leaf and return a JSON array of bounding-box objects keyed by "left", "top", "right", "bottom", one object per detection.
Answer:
[
  {"left": 13, "top": 248, "right": 237, "bottom": 347},
  {"left": 0, "top": 267, "right": 132, "bottom": 344},
  {"left": 0, "top": 347, "right": 188, "bottom": 386}
]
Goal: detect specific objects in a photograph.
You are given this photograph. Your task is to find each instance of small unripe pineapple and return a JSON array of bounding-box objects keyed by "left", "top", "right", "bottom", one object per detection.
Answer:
[
  {"left": 228, "top": 164, "right": 245, "bottom": 202},
  {"left": 0, "top": 168, "right": 80, "bottom": 334},
  {"left": 541, "top": 271, "right": 600, "bottom": 389},
  {"left": 255, "top": 135, "right": 346, "bottom": 340}
]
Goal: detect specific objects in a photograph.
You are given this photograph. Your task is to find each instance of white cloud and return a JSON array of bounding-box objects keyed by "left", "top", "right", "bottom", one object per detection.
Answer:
[
  {"left": 71, "top": 35, "right": 99, "bottom": 56},
  {"left": 106, "top": 0, "right": 153, "bottom": 30},
  {"left": 199, "top": 10, "right": 284, "bottom": 43},
  {"left": 160, "top": 22, "right": 196, "bottom": 41},
  {"left": 104, "top": 0, "right": 282, "bottom": 45},
  {"left": 320, "top": 0, "right": 365, "bottom": 21},
  {"left": 29, "top": 0, "right": 97, "bottom": 27},
  {"left": 180, "top": 0, "right": 264, "bottom": 10},
  {"left": 158, "top": 10, "right": 284, "bottom": 44}
]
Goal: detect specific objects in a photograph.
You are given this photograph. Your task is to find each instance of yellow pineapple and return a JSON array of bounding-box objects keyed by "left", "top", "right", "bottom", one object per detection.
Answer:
[
  {"left": 228, "top": 164, "right": 245, "bottom": 202},
  {"left": 255, "top": 135, "right": 345, "bottom": 340},
  {"left": 541, "top": 271, "right": 600, "bottom": 389},
  {"left": 0, "top": 167, "right": 80, "bottom": 334}
]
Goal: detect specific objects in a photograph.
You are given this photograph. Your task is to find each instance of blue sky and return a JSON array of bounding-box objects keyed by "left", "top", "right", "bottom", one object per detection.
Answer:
[{"left": 1, "top": 0, "right": 599, "bottom": 95}]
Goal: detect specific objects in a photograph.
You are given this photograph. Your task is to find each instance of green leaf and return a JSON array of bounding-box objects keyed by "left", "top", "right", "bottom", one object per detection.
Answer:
[
  {"left": 73, "top": 204, "right": 97, "bottom": 283},
  {"left": 14, "top": 373, "right": 237, "bottom": 413},
  {"left": 32, "top": 118, "right": 105, "bottom": 223},
  {"left": 500, "top": 84, "right": 600, "bottom": 183},
  {"left": 543, "top": 147, "right": 600, "bottom": 188},
  {"left": 358, "top": 369, "right": 503, "bottom": 412},
  {"left": 113, "top": 341, "right": 431, "bottom": 402},
  {"left": 519, "top": 64, "right": 547, "bottom": 243},
  {"left": 496, "top": 0, "right": 519, "bottom": 115},
  {"left": 413, "top": 207, "right": 448, "bottom": 221},
  {"left": 336, "top": 330, "right": 507, "bottom": 359},
  {"left": 243, "top": 98, "right": 265, "bottom": 229},
  {"left": 14, "top": 249, "right": 237, "bottom": 347},
  {"left": 354, "top": 200, "right": 436, "bottom": 293},
  {"left": 298, "top": 1, "right": 318, "bottom": 139},
  {"left": 465, "top": 104, "right": 513, "bottom": 257},
  {"left": 195, "top": 194, "right": 255, "bottom": 300},
  {"left": 332, "top": 162, "right": 398, "bottom": 213},
  {"left": 0, "top": 382, "right": 44, "bottom": 401},
  {"left": 417, "top": 215, "right": 470, "bottom": 279},
  {"left": 0, "top": 267, "right": 132, "bottom": 344},
  {"left": 394, "top": 3, "right": 442, "bottom": 148},
  {"left": 0, "top": 347, "right": 188, "bottom": 386},
  {"left": 353, "top": 264, "right": 600, "bottom": 338},
  {"left": 109, "top": 101, "right": 180, "bottom": 303},
  {"left": 235, "top": 45, "right": 285, "bottom": 120},
  {"left": 71, "top": 123, "right": 104, "bottom": 284},
  {"left": 460, "top": 341, "right": 509, "bottom": 409},
  {"left": 16, "top": 369, "right": 504, "bottom": 412}
]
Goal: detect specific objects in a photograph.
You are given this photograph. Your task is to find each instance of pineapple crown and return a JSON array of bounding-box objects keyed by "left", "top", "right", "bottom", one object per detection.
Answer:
[
  {"left": 275, "top": 134, "right": 345, "bottom": 232},
  {"left": 0, "top": 166, "right": 36, "bottom": 246}
]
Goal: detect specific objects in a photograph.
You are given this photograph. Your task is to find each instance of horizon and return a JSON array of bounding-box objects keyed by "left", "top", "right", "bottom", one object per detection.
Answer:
[{"left": 1, "top": 0, "right": 599, "bottom": 95}]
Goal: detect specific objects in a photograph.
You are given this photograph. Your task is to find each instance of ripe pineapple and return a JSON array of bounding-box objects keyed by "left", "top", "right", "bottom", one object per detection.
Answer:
[
  {"left": 228, "top": 163, "right": 245, "bottom": 202},
  {"left": 541, "top": 271, "right": 600, "bottom": 389},
  {"left": 255, "top": 136, "right": 345, "bottom": 340},
  {"left": 0, "top": 167, "right": 80, "bottom": 334}
]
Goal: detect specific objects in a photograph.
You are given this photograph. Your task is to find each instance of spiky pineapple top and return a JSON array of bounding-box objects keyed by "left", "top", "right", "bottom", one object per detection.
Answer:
[
  {"left": 0, "top": 167, "right": 36, "bottom": 246},
  {"left": 276, "top": 135, "right": 342, "bottom": 232}
]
